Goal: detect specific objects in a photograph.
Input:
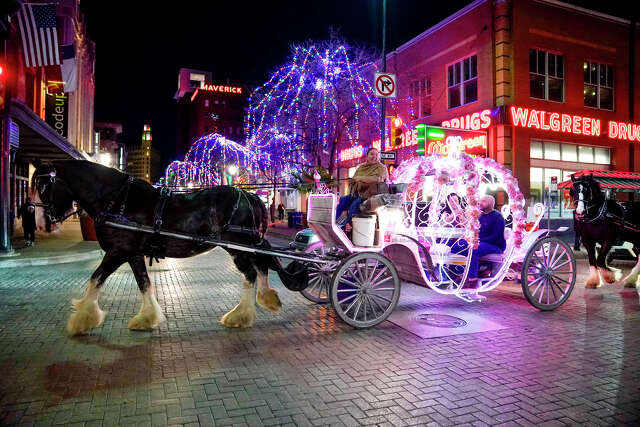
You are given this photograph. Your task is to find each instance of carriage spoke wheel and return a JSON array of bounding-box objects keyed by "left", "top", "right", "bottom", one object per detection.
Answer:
[
  {"left": 522, "top": 236, "right": 576, "bottom": 311},
  {"left": 330, "top": 252, "right": 400, "bottom": 328},
  {"left": 300, "top": 242, "right": 334, "bottom": 303}
]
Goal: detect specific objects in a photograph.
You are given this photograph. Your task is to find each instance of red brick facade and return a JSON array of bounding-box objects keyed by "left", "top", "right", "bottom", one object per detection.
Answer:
[{"left": 335, "top": 0, "right": 640, "bottom": 216}]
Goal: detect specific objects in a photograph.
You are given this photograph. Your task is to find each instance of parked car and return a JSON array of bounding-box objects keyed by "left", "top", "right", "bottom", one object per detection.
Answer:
[{"left": 289, "top": 228, "right": 320, "bottom": 251}]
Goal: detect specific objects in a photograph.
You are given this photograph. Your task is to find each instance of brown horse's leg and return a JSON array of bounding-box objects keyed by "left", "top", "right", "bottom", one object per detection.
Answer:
[
  {"left": 67, "top": 251, "right": 126, "bottom": 335},
  {"left": 128, "top": 255, "right": 165, "bottom": 330},
  {"left": 255, "top": 261, "right": 281, "bottom": 314},
  {"left": 583, "top": 238, "right": 600, "bottom": 288},
  {"left": 596, "top": 240, "right": 616, "bottom": 284}
]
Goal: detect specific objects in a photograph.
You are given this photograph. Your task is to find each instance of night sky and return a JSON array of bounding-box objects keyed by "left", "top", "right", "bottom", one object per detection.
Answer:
[{"left": 80, "top": 0, "right": 631, "bottom": 170}]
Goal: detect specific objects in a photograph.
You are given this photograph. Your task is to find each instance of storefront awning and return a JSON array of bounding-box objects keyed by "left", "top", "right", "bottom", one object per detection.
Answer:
[
  {"left": 8, "top": 99, "right": 84, "bottom": 162},
  {"left": 558, "top": 169, "right": 640, "bottom": 190}
]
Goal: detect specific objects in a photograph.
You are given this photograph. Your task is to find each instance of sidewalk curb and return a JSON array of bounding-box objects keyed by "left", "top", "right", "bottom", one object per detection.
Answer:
[{"left": 0, "top": 249, "right": 105, "bottom": 268}]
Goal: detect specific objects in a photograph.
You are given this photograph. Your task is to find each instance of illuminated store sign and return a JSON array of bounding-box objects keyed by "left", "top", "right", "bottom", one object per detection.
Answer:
[
  {"left": 608, "top": 121, "right": 640, "bottom": 141},
  {"left": 340, "top": 145, "right": 364, "bottom": 162},
  {"left": 202, "top": 84, "right": 243, "bottom": 94},
  {"left": 510, "top": 107, "right": 601, "bottom": 136},
  {"left": 442, "top": 109, "right": 492, "bottom": 130},
  {"left": 417, "top": 125, "right": 487, "bottom": 157}
]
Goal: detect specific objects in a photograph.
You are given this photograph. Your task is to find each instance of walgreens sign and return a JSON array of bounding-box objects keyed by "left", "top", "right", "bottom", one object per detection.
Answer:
[{"left": 510, "top": 106, "right": 640, "bottom": 141}]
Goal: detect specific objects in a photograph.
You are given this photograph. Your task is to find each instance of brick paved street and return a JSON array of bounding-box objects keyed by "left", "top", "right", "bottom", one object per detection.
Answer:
[{"left": 1, "top": 246, "right": 639, "bottom": 426}]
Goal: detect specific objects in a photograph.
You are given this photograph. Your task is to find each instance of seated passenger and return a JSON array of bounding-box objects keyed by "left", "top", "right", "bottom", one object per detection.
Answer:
[
  {"left": 336, "top": 148, "right": 389, "bottom": 227},
  {"left": 461, "top": 195, "right": 506, "bottom": 301}
]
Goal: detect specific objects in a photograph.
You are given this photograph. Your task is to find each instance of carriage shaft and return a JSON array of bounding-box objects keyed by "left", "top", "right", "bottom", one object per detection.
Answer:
[{"left": 103, "top": 220, "right": 335, "bottom": 264}]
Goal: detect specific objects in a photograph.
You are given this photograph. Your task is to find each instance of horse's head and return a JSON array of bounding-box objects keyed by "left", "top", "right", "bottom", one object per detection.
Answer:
[
  {"left": 31, "top": 163, "right": 76, "bottom": 229},
  {"left": 569, "top": 175, "right": 602, "bottom": 219}
]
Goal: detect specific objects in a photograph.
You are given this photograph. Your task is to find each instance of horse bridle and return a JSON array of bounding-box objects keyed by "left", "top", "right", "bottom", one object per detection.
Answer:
[
  {"left": 33, "top": 170, "right": 77, "bottom": 224},
  {"left": 574, "top": 181, "right": 606, "bottom": 223}
]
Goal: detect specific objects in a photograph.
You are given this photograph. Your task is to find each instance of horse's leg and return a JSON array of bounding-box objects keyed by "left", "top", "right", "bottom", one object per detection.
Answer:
[
  {"left": 127, "top": 255, "right": 166, "bottom": 330},
  {"left": 220, "top": 253, "right": 257, "bottom": 328},
  {"left": 255, "top": 260, "right": 281, "bottom": 314},
  {"left": 623, "top": 256, "right": 640, "bottom": 288},
  {"left": 583, "top": 239, "right": 600, "bottom": 288},
  {"left": 596, "top": 240, "right": 616, "bottom": 284},
  {"left": 67, "top": 251, "right": 126, "bottom": 335}
]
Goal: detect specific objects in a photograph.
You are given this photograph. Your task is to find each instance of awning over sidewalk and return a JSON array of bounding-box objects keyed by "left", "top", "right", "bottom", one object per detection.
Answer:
[
  {"left": 8, "top": 99, "right": 84, "bottom": 162},
  {"left": 558, "top": 169, "right": 640, "bottom": 190}
]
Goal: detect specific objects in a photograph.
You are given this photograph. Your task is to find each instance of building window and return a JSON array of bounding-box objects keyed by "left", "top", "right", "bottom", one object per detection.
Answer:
[
  {"left": 447, "top": 55, "right": 477, "bottom": 109},
  {"left": 584, "top": 61, "right": 614, "bottom": 110},
  {"left": 529, "top": 49, "right": 564, "bottom": 102},
  {"left": 421, "top": 77, "right": 431, "bottom": 117},
  {"left": 530, "top": 140, "right": 610, "bottom": 165},
  {"left": 204, "top": 100, "right": 209, "bottom": 107}
]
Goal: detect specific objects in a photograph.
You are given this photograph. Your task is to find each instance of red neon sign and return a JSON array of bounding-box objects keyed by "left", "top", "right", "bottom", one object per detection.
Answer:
[
  {"left": 608, "top": 121, "right": 640, "bottom": 141},
  {"left": 201, "top": 84, "right": 243, "bottom": 94},
  {"left": 371, "top": 129, "right": 419, "bottom": 151},
  {"left": 510, "top": 107, "right": 601, "bottom": 137},
  {"left": 340, "top": 145, "right": 364, "bottom": 162},
  {"left": 427, "top": 135, "right": 487, "bottom": 157},
  {"left": 442, "top": 109, "right": 492, "bottom": 130}
]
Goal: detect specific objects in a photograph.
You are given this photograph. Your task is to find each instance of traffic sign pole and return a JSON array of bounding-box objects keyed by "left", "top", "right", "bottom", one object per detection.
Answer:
[{"left": 379, "top": 0, "right": 386, "bottom": 146}]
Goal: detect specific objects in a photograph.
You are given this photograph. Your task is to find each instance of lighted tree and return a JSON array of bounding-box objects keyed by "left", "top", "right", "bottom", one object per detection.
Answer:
[{"left": 246, "top": 37, "right": 380, "bottom": 177}]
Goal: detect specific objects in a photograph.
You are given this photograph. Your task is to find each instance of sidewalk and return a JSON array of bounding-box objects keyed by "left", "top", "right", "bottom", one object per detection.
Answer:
[{"left": 0, "top": 218, "right": 104, "bottom": 268}]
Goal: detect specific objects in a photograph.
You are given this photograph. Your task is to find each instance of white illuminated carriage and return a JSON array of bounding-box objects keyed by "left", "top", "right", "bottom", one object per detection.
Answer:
[{"left": 303, "top": 141, "right": 577, "bottom": 328}]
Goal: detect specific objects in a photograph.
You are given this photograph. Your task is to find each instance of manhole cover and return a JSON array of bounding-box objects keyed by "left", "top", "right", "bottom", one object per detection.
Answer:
[{"left": 415, "top": 313, "right": 467, "bottom": 328}]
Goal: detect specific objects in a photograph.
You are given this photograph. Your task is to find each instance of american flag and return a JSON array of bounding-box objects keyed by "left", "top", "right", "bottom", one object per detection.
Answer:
[{"left": 16, "top": 3, "right": 61, "bottom": 68}]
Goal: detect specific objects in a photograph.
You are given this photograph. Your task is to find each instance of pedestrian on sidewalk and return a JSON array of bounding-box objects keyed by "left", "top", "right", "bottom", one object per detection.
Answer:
[
  {"left": 277, "top": 203, "right": 285, "bottom": 221},
  {"left": 18, "top": 197, "right": 36, "bottom": 246}
]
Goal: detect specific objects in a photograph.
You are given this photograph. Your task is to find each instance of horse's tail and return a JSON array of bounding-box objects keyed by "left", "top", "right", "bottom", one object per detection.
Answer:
[{"left": 256, "top": 239, "right": 309, "bottom": 291}]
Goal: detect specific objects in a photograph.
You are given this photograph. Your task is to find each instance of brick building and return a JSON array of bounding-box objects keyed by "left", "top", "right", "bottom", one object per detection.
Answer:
[
  {"left": 335, "top": 0, "right": 640, "bottom": 218},
  {"left": 174, "top": 68, "right": 249, "bottom": 160}
]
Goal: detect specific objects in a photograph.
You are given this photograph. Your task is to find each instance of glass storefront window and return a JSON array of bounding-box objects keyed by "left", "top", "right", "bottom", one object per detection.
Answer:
[
  {"left": 595, "top": 147, "right": 610, "bottom": 164},
  {"left": 578, "top": 146, "right": 593, "bottom": 163},
  {"left": 544, "top": 142, "right": 561, "bottom": 160},
  {"left": 561, "top": 144, "right": 577, "bottom": 162},
  {"left": 530, "top": 141, "right": 543, "bottom": 158},
  {"left": 530, "top": 167, "right": 577, "bottom": 218}
]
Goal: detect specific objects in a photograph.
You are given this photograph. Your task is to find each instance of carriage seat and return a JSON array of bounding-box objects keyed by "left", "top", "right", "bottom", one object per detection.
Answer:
[{"left": 478, "top": 228, "right": 513, "bottom": 263}]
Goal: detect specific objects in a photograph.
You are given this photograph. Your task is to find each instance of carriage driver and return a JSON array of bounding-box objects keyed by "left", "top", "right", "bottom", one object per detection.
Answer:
[
  {"left": 461, "top": 195, "right": 506, "bottom": 301},
  {"left": 336, "top": 147, "right": 389, "bottom": 228}
]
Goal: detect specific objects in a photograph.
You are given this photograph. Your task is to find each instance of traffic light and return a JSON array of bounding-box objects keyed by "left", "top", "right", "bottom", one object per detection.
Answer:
[{"left": 390, "top": 116, "right": 403, "bottom": 147}]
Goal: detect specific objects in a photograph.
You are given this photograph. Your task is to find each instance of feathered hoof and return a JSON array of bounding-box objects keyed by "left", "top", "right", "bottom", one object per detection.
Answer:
[
  {"left": 599, "top": 268, "right": 616, "bottom": 284},
  {"left": 257, "top": 288, "right": 281, "bottom": 314},
  {"left": 128, "top": 311, "right": 163, "bottom": 331},
  {"left": 585, "top": 276, "right": 601, "bottom": 288},
  {"left": 67, "top": 299, "right": 106, "bottom": 335},
  {"left": 220, "top": 304, "right": 255, "bottom": 328}
]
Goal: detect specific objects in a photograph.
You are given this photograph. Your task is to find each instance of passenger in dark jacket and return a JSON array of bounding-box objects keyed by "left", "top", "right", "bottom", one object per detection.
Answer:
[
  {"left": 462, "top": 195, "right": 505, "bottom": 300},
  {"left": 18, "top": 198, "right": 37, "bottom": 246}
]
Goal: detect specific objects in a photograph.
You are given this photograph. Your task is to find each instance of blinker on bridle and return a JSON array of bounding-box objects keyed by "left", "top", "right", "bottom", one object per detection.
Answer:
[{"left": 34, "top": 170, "right": 76, "bottom": 224}]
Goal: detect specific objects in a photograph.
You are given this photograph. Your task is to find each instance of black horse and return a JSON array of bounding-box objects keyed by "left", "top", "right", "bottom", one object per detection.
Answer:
[
  {"left": 570, "top": 175, "right": 640, "bottom": 288},
  {"left": 32, "top": 160, "right": 306, "bottom": 335}
]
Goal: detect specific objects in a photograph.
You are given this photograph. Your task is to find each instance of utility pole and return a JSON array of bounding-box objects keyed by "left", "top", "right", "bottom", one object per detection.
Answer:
[{"left": 379, "top": 0, "right": 387, "bottom": 144}]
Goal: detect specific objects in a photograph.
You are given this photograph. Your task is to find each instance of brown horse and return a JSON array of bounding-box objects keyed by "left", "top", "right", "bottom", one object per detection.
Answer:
[{"left": 32, "top": 160, "right": 306, "bottom": 335}]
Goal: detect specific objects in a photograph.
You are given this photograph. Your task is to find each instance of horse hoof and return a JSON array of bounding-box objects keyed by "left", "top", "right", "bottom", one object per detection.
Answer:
[
  {"left": 128, "top": 312, "right": 161, "bottom": 331},
  {"left": 220, "top": 305, "right": 255, "bottom": 328},
  {"left": 585, "top": 279, "right": 601, "bottom": 289},
  {"left": 599, "top": 269, "right": 616, "bottom": 284},
  {"left": 67, "top": 299, "right": 106, "bottom": 335},
  {"left": 257, "top": 289, "right": 281, "bottom": 314}
]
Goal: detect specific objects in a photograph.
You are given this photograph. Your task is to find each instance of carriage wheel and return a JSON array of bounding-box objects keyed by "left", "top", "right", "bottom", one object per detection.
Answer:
[
  {"left": 300, "top": 242, "right": 333, "bottom": 303},
  {"left": 522, "top": 236, "right": 576, "bottom": 311},
  {"left": 330, "top": 252, "right": 401, "bottom": 328}
]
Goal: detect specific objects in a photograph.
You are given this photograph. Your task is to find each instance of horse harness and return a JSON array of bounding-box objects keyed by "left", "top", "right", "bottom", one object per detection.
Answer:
[
  {"left": 575, "top": 183, "right": 640, "bottom": 233},
  {"left": 40, "top": 171, "right": 264, "bottom": 264}
]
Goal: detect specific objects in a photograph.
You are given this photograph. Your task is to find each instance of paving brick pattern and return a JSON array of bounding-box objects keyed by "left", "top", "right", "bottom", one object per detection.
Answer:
[{"left": 1, "top": 248, "right": 639, "bottom": 426}]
